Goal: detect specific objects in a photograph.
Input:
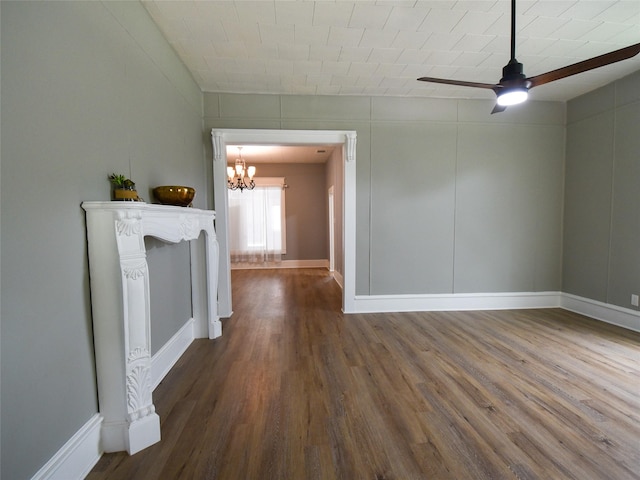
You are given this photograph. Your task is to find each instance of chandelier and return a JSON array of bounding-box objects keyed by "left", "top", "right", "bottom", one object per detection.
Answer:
[{"left": 227, "top": 147, "right": 256, "bottom": 192}]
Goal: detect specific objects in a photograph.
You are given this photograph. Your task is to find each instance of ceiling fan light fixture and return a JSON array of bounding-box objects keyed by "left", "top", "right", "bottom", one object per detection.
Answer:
[
  {"left": 415, "top": 1, "right": 640, "bottom": 113},
  {"left": 497, "top": 88, "right": 528, "bottom": 106}
]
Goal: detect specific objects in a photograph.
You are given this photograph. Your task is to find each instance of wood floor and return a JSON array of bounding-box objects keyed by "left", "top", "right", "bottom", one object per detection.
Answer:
[{"left": 88, "top": 268, "right": 640, "bottom": 480}]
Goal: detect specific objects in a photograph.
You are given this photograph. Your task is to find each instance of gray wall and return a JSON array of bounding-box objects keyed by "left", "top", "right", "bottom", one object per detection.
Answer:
[
  {"left": 145, "top": 239, "right": 193, "bottom": 354},
  {"left": 6, "top": 1, "right": 636, "bottom": 478},
  {"left": 0, "top": 2, "right": 204, "bottom": 478},
  {"left": 204, "top": 94, "right": 566, "bottom": 296},
  {"left": 563, "top": 71, "right": 640, "bottom": 311},
  {"left": 239, "top": 163, "right": 328, "bottom": 261}
]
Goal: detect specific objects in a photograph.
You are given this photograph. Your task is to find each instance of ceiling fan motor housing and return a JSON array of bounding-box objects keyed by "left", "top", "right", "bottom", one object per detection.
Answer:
[
  {"left": 501, "top": 59, "right": 527, "bottom": 84},
  {"left": 495, "top": 58, "right": 530, "bottom": 108}
]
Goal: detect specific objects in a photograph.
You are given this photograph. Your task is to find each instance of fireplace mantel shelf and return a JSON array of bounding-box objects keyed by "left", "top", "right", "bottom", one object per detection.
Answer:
[{"left": 82, "top": 201, "right": 220, "bottom": 454}]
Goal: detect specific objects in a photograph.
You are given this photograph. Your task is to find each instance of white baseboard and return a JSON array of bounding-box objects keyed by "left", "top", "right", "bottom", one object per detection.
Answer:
[
  {"left": 351, "top": 290, "right": 640, "bottom": 333},
  {"left": 561, "top": 293, "right": 640, "bottom": 333},
  {"left": 31, "top": 320, "right": 196, "bottom": 479},
  {"left": 332, "top": 270, "right": 344, "bottom": 289},
  {"left": 352, "top": 291, "right": 562, "bottom": 314},
  {"left": 231, "top": 259, "right": 329, "bottom": 270},
  {"left": 151, "top": 318, "right": 196, "bottom": 390},
  {"left": 31, "top": 414, "right": 103, "bottom": 480}
]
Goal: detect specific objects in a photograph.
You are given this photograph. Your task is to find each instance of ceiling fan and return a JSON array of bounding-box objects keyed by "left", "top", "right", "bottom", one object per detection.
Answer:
[{"left": 417, "top": 0, "right": 640, "bottom": 114}]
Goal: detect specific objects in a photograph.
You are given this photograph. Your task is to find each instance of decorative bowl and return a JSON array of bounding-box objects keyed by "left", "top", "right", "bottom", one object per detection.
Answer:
[{"left": 152, "top": 186, "right": 195, "bottom": 207}]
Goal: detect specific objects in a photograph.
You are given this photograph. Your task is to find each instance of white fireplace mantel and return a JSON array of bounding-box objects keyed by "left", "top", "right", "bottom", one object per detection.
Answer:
[{"left": 82, "top": 201, "right": 220, "bottom": 454}]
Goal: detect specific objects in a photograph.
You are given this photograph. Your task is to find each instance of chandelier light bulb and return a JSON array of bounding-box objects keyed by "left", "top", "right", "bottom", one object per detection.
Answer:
[{"left": 227, "top": 146, "right": 256, "bottom": 192}]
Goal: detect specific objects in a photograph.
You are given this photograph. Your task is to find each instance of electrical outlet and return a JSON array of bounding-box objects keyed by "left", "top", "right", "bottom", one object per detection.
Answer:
[{"left": 632, "top": 294, "right": 639, "bottom": 307}]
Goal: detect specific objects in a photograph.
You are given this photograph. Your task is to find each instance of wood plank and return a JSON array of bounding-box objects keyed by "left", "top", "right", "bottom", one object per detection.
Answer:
[{"left": 87, "top": 268, "right": 640, "bottom": 480}]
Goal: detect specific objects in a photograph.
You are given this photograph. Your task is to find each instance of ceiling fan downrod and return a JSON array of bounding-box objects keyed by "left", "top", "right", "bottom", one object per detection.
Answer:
[
  {"left": 510, "top": 0, "right": 516, "bottom": 61},
  {"left": 501, "top": 0, "right": 526, "bottom": 84}
]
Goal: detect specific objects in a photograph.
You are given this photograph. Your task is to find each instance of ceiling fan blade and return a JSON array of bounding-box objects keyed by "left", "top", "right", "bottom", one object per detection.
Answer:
[
  {"left": 417, "top": 76, "right": 499, "bottom": 91},
  {"left": 528, "top": 43, "right": 640, "bottom": 88},
  {"left": 491, "top": 104, "right": 507, "bottom": 114}
]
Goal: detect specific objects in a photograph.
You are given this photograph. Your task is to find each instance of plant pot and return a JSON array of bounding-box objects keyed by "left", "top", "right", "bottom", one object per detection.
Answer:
[{"left": 113, "top": 187, "right": 138, "bottom": 201}]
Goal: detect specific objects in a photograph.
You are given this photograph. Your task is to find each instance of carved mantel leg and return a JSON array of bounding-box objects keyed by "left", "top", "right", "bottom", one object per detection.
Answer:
[
  {"left": 83, "top": 202, "right": 219, "bottom": 455},
  {"left": 93, "top": 208, "right": 160, "bottom": 454}
]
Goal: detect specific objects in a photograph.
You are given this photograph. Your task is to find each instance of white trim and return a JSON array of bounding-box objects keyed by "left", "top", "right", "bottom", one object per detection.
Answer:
[
  {"left": 328, "top": 186, "right": 335, "bottom": 273},
  {"left": 332, "top": 270, "right": 344, "bottom": 289},
  {"left": 212, "top": 129, "right": 356, "bottom": 316},
  {"left": 352, "top": 291, "right": 563, "bottom": 314},
  {"left": 231, "top": 259, "right": 329, "bottom": 270},
  {"left": 342, "top": 133, "right": 357, "bottom": 313},
  {"left": 561, "top": 293, "right": 640, "bottom": 332},
  {"left": 151, "top": 318, "right": 196, "bottom": 390},
  {"left": 350, "top": 291, "right": 640, "bottom": 333},
  {"left": 31, "top": 414, "right": 103, "bottom": 480}
]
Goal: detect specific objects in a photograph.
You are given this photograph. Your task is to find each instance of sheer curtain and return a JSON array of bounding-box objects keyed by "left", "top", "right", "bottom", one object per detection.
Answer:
[{"left": 228, "top": 177, "right": 286, "bottom": 264}]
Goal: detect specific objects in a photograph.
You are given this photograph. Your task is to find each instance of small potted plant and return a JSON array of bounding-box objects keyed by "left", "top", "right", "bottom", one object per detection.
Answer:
[{"left": 109, "top": 173, "right": 139, "bottom": 201}]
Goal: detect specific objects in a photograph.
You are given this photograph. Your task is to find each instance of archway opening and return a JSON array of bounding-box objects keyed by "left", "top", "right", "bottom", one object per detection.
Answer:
[{"left": 211, "top": 129, "right": 356, "bottom": 315}]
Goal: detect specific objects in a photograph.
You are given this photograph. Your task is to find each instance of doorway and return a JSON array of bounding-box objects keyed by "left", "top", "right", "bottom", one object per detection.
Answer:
[{"left": 212, "top": 129, "right": 357, "bottom": 316}]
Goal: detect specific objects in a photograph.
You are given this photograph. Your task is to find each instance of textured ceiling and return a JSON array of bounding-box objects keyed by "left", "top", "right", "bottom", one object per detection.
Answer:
[{"left": 142, "top": 0, "right": 640, "bottom": 103}]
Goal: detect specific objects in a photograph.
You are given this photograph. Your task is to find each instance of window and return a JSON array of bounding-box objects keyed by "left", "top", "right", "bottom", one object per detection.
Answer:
[{"left": 228, "top": 177, "right": 286, "bottom": 263}]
